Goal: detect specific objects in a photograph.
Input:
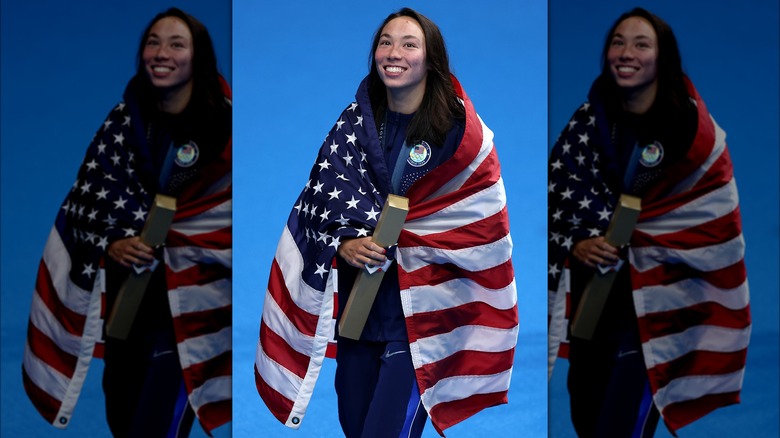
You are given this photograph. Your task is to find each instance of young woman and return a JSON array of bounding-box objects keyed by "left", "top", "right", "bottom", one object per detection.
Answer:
[
  {"left": 255, "top": 8, "right": 518, "bottom": 438},
  {"left": 23, "top": 8, "right": 232, "bottom": 437},
  {"left": 547, "top": 7, "right": 750, "bottom": 438}
]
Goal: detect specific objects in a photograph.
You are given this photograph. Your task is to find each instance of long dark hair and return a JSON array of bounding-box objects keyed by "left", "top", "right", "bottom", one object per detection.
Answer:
[
  {"left": 596, "top": 7, "right": 692, "bottom": 117},
  {"left": 133, "top": 7, "right": 229, "bottom": 118},
  {"left": 368, "top": 8, "right": 465, "bottom": 146}
]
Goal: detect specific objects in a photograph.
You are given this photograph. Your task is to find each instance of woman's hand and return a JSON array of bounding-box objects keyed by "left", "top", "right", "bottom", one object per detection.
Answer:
[
  {"left": 572, "top": 236, "right": 619, "bottom": 268},
  {"left": 107, "top": 237, "right": 155, "bottom": 268},
  {"left": 337, "top": 237, "right": 387, "bottom": 268}
]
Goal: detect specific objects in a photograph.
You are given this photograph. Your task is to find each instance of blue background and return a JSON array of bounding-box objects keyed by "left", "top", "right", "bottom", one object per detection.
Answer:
[
  {"left": 548, "top": 1, "right": 779, "bottom": 437},
  {"left": 233, "top": 1, "right": 548, "bottom": 437},
  {"left": 0, "top": 1, "right": 231, "bottom": 436}
]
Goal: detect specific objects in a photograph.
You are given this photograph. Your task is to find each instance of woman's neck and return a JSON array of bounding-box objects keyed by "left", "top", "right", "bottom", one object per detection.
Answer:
[
  {"left": 620, "top": 80, "right": 657, "bottom": 115},
  {"left": 158, "top": 81, "right": 193, "bottom": 115},
  {"left": 386, "top": 81, "right": 425, "bottom": 115}
]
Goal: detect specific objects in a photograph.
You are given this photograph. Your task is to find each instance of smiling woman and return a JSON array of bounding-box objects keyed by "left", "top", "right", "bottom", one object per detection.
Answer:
[
  {"left": 20, "top": 7, "right": 232, "bottom": 438},
  {"left": 253, "top": 6, "right": 518, "bottom": 438}
]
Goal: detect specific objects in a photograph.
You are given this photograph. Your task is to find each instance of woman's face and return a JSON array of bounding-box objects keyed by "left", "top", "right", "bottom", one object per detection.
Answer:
[
  {"left": 374, "top": 17, "right": 428, "bottom": 110},
  {"left": 142, "top": 17, "right": 194, "bottom": 98},
  {"left": 607, "top": 17, "right": 658, "bottom": 97}
]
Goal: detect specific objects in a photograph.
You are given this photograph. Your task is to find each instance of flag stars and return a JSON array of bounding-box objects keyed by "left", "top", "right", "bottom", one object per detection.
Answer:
[
  {"left": 113, "top": 196, "right": 128, "bottom": 210},
  {"left": 123, "top": 227, "right": 136, "bottom": 237},
  {"left": 319, "top": 208, "right": 331, "bottom": 221},
  {"left": 87, "top": 209, "right": 98, "bottom": 222},
  {"left": 86, "top": 159, "right": 99, "bottom": 171},
  {"left": 97, "top": 236, "right": 109, "bottom": 250},
  {"left": 103, "top": 119, "right": 113, "bottom": 130},
  {"left": 132, "top": 207, "right": 147, "bottom": 222},
  {"left": 578, "top": 196, "right": 592, "bottom": 210},
  {"left": 113, "top": 132, "right": 125, "bottom": 145},
  {"left": 575, "top": 152, "right": 586, "bottom": 166},
  {"left": 103, "top": 214, "right": 117, "bottom": 226},
  {"left": 346, "top": 196, "right": 360, "bottom": 209},
  {"left": 354, "top": 115, "right": 363, "bottom": 126},
  {"left": 551, "top": 159, "right": 564, "bottom": 171},
  {"left": 110, "top": 152, "right": 121, "bottom": 166},
  {"left": 315, "top": 263, "right": 328, "bottom": 278},
  {"left": 327, "top": 187, "right": 342, "bottom": 200},
  {"left": 313, "top": 181, "right": 324, "bottom": 194},
  {"left": 97, "top": 142, "right": 107, "bottom": 154},
  {"left": 568, "top": 214, "right": 582, "bottom": 227},
  {"left": 294, "top": 201, "right": 303, "bottom": 214},
  {"left": 336, "top": 118, "right": 345, "bottom": 130},
  {"left": 548, "top": 181, "right": 556, "bottom": 193},
  {"left": 552, "top": 209, "right": 563, "bottom": 222},
  {"left": 568, "top": 119, "right": 578, "bottom": 130},
  {"left": 588, "top": 115, "right": 596, "bottom": 126},
  {"left": 345, "top": 132, "right": 357, "bottom": 146},
  {"left": 578, "top": 132, "right": 589, "bottom": 145},
  {"left": 348, "top": 102, "right": 358, "bottom": 112},
  {"left": 342, "top": 152, "right": 354, "bottom": 166},
  {"left": 329, "top": 141, "right": 339, "bottom": 155},
  {"left": 336, "top": 173, "right": 349, "bottom": 182},
  {"left": 549, "top": 263, "right": 561, "bottom": 278},
  {"left": 318, "top": 159, "right": 332, "bottom": 172},
  {"left": 560, "top": 187, "right": 574, "bottom": 200},
  {"left": 79, "top": 181, "right": 92, "bottom": 194},
  {"left": 356, "top": 228, "right": 369, "bottom": 237},
  {"left": 329, "top": 235, "right": 341, "bottom": 250},
  {"left": 562, "top": 236, "right": 574, "bottom": 250},
  {"left": 597, "top": 207, "right": 611, "bottom": 222},
  {"left": 336, "top": 214, "right": 350, "bottom": 226},
  {"left": 588, "top": 227, "right": 601, "bottom": 237},
  {"left": 561, "top": 142, "right": 571, "bottom": 155},
  {"left": 365, "top": 207, "right": 380, "bottom": 221},
  {"left": 122, "top": 116, "right": 131, "bottom": 126},
  {"left": 579, "top": 102, "right": 590, "bottom": 111},
  {"left": 82, "top": 263, "right": 96, "bottom": 278}
]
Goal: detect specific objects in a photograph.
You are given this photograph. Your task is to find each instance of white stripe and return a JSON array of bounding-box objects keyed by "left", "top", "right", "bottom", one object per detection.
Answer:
[
  {"left": 401, "top": 278, "right": 516, "bottom": 314},
  {"left": 177, "top": 326, "right": 231, "bottom": 369},
  {"left": 170, "top": 200, "right": 231, "bottom": 236},
  {"left": 41, "top": 227, "right": 92, "bottom": 315},
  {"left": 23, "top": 342, "right": 69, "bottom": 400},
  {"left": 28, "top": 292, "right": 83, "bottom": 356},
  {"left": 168, "top": 279, "right": 231, "bottom": 317},
  {"left": 629, "top": 234, "right": 745, "bottom": 273},
  {"left": 399, "top": 234, "right": 512, "bottom": 272},
  {"left": 57, "top": 276, "right": 103, "bottom": 426},
  {"left": 255, "top": 342, "right": 301, "bottom": 401},
  {"left": 409, "top": 324, "right": 518, "bottom": 367},
  {"left": 636, "top": 179, "right": 739, "bottom": 236},
  {"left": 164, "top": 247, "right": 231, "bottom": 272},
  {"left": 422, "top": 118, "right": 494, "bottom": 202},
  {"left": 261, "top": 289, "right": 315, "bottom": 357},
  {"left": 199, "top": 175, "right": 231, "bottom": 198},
  {"left": 654, "top": 368, "right": 745, "bottom": 411},
  {"left": 404, "top": 179, "right": 506, "bottom": 236},
  {"left": 634, "top": 278, "right": 749, "bottom": 317},
  {"left": 641, "top": 325, "right": 751, "bottom": 369},
  {"left": 274, "top": 227, "right": 328, "bottom": 316},
  {"left": 189, "top": 375, "right": 231, "bottom": 411},
  {"left": 420, "top": 368, "right": 511, "bottom": 409},
  {"left": 666, "top": 118, "right": 726, "bottom": 196},
  {"left": 548, "top": 268, "right": 570, "bottom": 379}
]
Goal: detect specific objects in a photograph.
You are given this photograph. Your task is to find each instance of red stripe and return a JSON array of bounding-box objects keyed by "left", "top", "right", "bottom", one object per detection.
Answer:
[
  {"left": 400, "top": 259, "right": 514, "bottom": 290},
  {"left": 175, "top": 188, "right": 231, "bottom": 221},
  {"left": 325, "top": 341, "right": 337, "bottom": 359},
  {"left": 633, "top": 207, "right": 742, "bottom": 249},
  {"left": 428, "top": 391, "right": 508, "bottom": 434},
  {"left": 631, "top": 259, "right": 747, "bottom": 290},
  {"left": 194, "top": 398, "right": 231, "bottom": 433},
  {"left": 173, "top": 305, "right": 231, "bottom": 343},
  {"left": 254, "top": 365, "right": 294, "bottom": 424},
  {"left": 661, "top": 391, "right": 741, "bottom": 432},
  {"left": 259, "top": 321, "right": 309, "bottom": 379},
  {"left": 406, "top": 302, "right": 518, "bottom": 343},
  {"left": 405, "top": 151, "right": 500, "bottom": 222},
  {"left": 416, "top": 349, "right": 514, "bottom": 391},
  {"left": 22, "top": 368, "right": 60, "bottom": 424},
  {"left": 558, "top": 342, "right": 570, "bottom": 359},
  {"left": 182, "top": 351, "right": 231, "bottom": 392},
  {"left": 462, "top": 145, "right": 502, "bottom": 193},
  {"left": 166, "top": 226, "right": 232, "bottom": 249},
  {"left": 35, "top": 261, "right": 86, "bottom": 336},
  {"left": 638, "top": 302, "right": 750, "bottom": 341},
  {"left": 400, "top": 207, "right": 510, "bottom": 251},
  {"left": 406, "top": 80, "right": 483, "bottom": 206},
  {"left": 267, "top": 259, "right": 319, "bottom": 337},
  {"left": 26, "top": 322, "right": 77, "bottom": 378},
  {"left": 165, "top": 262, "right": 230, "bottom": 288},
  {"left": 647, "top": 349, "right": 747, "bottom": 393}
]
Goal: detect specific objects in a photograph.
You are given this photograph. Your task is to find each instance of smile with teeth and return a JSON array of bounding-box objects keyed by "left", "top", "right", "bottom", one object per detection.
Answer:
[
  {"left": 152, "top": 66, "right": 174, "bottom": 73},
  {"left": 385, "top": 66, "right": 406, "bottom": 73},
  {"left": 617, "top": 66, "right": 639, "bottom": 72}
]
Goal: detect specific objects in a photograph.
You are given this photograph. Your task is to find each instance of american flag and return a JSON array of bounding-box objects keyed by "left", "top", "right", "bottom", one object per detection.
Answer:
[
  {"left": 255, "top": 76, "right": 518, "bottom": 435},
  {"left": 22, "top": 79, "right": 233, "bottom": 433},
  {"left": 547, "top": 79, "right": 750, "bottom": 433}
]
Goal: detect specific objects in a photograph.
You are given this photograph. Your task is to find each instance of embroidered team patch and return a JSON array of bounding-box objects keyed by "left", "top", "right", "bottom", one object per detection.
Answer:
[
  {"left": 408, "top": 140, "right": 431, "bottom": 167},
  {"left": 175, "top": 141, "right": 199, "bottom": 167},
  {"left": 640, "top": 141, "right": 663, "bottom": 167}
]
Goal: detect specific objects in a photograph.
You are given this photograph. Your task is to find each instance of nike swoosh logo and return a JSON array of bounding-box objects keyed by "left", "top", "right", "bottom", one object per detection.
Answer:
[
  {"left": 617, "top": 350, "right": 638, "bottom": 358},
  {"left": 152, "top": 350, "right": 174, "bottom": 359},
  {"left": 385, "top": 350, "right": 408, "bottom": 358}
]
